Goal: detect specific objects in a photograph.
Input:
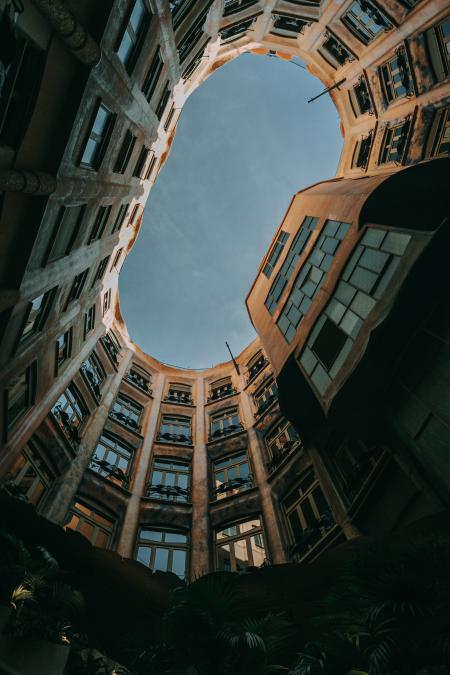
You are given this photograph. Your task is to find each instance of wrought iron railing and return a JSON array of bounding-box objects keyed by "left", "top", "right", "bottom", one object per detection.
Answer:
[
  {"left": 209, "top": 423, "right": 244, "bottom": 441},
  {"left": 288, "top": 512, "right": 335, "bottom": 560},
  {"left": 213, "top": 476, "right": 252, "bottom": 499},
  {"left": 126, "top": 371, "right": 151, "bottom": 394},
  {"left": 145, "top": 482, "right": 190, "bottom": 501},
  {"left": 156, "top": 431, "right": 192, "bottom": 445},
  {"left": 267, "top": 439, "right": 301, "bottom": 472},
  {"left": 101, "top": 334, "right": 120, "bottom": 366},
  {"left": 52, "top": 405, "right": 81, "bottom": 445},
  {"left": 108, "top": 410, "right": 141, "bottom": 432},
  {"left": 164, "top": 392, "right": 192, "bottom": 405},
  {"left": 89, "top": 455, "right": 129, "bottom": 488},
  {"left": 207, "top": 386, "right": 236, "bottom": 402},
  {"left": 80, "top": 364, "right": 102, "bottom": 402},
  {"left": 255, "top": 392, "right": 278, "bottom": 417}
]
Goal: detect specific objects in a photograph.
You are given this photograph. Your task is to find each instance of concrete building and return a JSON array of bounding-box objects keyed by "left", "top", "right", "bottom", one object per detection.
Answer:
[{"left": 0, "top": 0, "right": 448, "bottom": 580}]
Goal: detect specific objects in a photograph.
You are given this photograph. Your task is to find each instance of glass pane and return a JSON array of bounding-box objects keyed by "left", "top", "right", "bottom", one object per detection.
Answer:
[
  {"left": 217, "top": 543, "right": 232, "bottom": 571},
  {"left": 81, "top": 138, "right": 98, "bottom": 165},
  {"left": 80, "top": 521, "right": 94, "bottom": 541},
  {"left": 95, "top": 531, "right": 109, "bottom": 549},
  {"left": 130, "top": 1, "right": 145, "bottom": 31},
  {"left": 93, "top": 106, "right": 109, "bottom": 135},
  {"left": 118, "top": 33, "right": 133, "bottom": 63},
  {"left": 137, "top": 546, "right": 152, "bottom": 566},
  {"left": 171, "top": 550, "right": 187, "bottom": 578},
  {"left": 165, "top": 532, "right": 187, "bottom": 544},
  {"left": 233, "top": 538, "right": 249, "bottom": 570},
  {"left": 140, "top": 529, "right": 163, "bottom": 542},
  {"left": 154, "top": 547, "right": 169, "bottom": 571},
  {"left": 29, "top": 480, "right": 45, "bottom": 506},
  {"left": 250, "top": 536, "right": 266, "bottom": 567}
]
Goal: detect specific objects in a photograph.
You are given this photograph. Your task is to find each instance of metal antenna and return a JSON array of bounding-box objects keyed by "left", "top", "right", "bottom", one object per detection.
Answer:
[{"left": 308, "top": 78, "right": 346, "bottom": 103}]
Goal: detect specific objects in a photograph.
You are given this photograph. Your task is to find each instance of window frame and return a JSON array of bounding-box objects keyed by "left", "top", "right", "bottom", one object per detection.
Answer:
[
  {"left": 79, "top": 101, "right": 116, "bottom": 170},
  {"left": 135, "top": 527, "right": 189, "bottom": 578},
  {"left": 215, "top": 517, "right": 267, "bottom": 572},
  {"left": 115, "top": 0, "right": 152, "bottom": 74}
]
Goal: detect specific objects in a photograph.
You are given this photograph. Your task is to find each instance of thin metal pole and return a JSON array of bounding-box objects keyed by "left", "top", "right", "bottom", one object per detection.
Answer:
[
  {"left": 225, "top": 341, "right": 240, "bottom": 375},
  {"left": 308, "top": 78, "right": 346, "bottom": 103}
]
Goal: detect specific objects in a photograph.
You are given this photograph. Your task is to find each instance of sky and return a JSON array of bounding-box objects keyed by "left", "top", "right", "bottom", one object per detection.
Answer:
[{"left": 119, "top": 53, "right": 343, "bottom": 369}]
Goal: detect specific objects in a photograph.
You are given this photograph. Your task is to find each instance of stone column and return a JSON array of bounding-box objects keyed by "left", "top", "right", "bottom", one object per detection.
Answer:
[
  {"left": 116, "top": 372, "right": 166, "bottom": 558},
  {"left": 238, "top": 376, "right": 287, "bottom": 564},
  {"left": 31, "top": 0, "right": 101, "bottom": 66},
  {"left": 307, "top": 446, "right": 361, "bottom": 540},
  {"left": 0, "top": 170, "right": 56, "bottom": 195},
  {"left": 44, "top": 349, "right": 133, "bottom": 525},
  {"left": 189, "top": 374, "right": 211, "bottom": 578}
]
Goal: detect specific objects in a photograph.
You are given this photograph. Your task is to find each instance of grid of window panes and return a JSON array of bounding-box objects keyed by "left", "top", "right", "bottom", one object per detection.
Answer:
[
  {"left": 127, "top": 366, "right": 151, "bottom": 393},
  {"left": 263, "top": 231, "right": 289, "bottom": 278},
  {"left": 46, "top": 206, "right": 84, "bottom": 263},
  {"left": 265, "top": 216, "right": 318, "bottom": 314},
  {"left": 6, "top": 364, "right": 36, "bottom": 430},
  {"left": 81, "top": 353, "right": 105, "bottom": 400},
  {"left": 109, "top": 393, "right": 142, "bottom": 431},
  {"left": 143, "top": 48, "right": 163, "bottom": 101},
  {"left": 20, "top": 290, "right": 54, "bottom": 343},
  {"left": 67, "top": 269, "right": 89, "bottom": 304},
  {"left": 265, "top": 419, "right": 300, "bottom": 464},
  {"left": 319, "top": 35, "right": 353, "bottom": 67},
  {"left": 147, "top": 458, "right": 190, "bottom": 502},
  {"left": 165, "top": 383, "right": 192, "bottom": 404},
  {"left": 89, "top": 205, "right": 112, "bottom": 242},
  {"left": 210, "top": 408, "right": 242, "bottom": 439},
  {"left": 55, "top": 329, "right": 71, "bottom": 370},
  {"left": 136, "top": 529, "right": 188, "bottom": 578},
  {"left": 277, "top": 220, "right": 351, "bottom": 343},
  {"left": 380, "top": 121, "right": 410, "bottom": 164},
  {"left": 89, "top": 434, "right": 133, "bottom": 487},
  {"left": 7, "top": 442, "right": 53, "bottom": 508},
  {"left": 213, "top": 452, "right": 251, "bottom": 499},
  {"left": 216, "top": 519, "right": 266, "bottom": 572},
  {"left": 341, "top": 0, "right": 389, "bottom": 45},
  {"left": 208, "top": 377, "right": 234, "bottom": 401},
  {"left": 283, "top": 471, "right": 334, "bottom": 559},
  {"left": 116, "top": 0, "right": 150, "bottom": 73},
  {"left": 80, "top": 102, "right": 115, "bottom": 169},
  {"left": 51, "top": 384, "right": 87, "bottom": 442},
  {"left": 65, "top": 501, "right": 114, "bottom": 549},
  {"left": 254, "top": 379, "right": 278, "bottom": 415},
  {"left": 299, "top": 228, "right": 411, "bottom": 395},
  {"left": 379, "top": 51, "right": 412, "bottom": 103},
  {"left": 158, "top": 415, "right": 192, "bottom": 444}
]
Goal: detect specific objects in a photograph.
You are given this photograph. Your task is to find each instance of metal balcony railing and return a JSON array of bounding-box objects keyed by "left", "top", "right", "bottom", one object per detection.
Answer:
[
  {"left": 89, "top": 456, "right": 129, "bottom": 488},
  {"left": 145, "top": 482, "right": 190, "bottom": 501},
  {"left": 209, "top": 423, "right": 244, "bottom": 441},
  {"left": 108, "top": 410, "right": 141, "bottom": 433},
  {"left": 255, "top": 392, "right": 278, "bottom": 417},
  {"left": 52, "top": 406, "right": 81, "bottom": 445},
  {"left": 207, "top": 386, "right": 236, "bottom": 402},
  {"left": 288, "top": 512, "right": 335, "bottom": 561},
  {"left": 80, "top": 364, "right": 102, "bottom": 402},
  {"left": 164, "top": 392, "right": 192, "bottom": 405},
  {"left": 126, "top": 371, "right": 151, "bottom": 394},
  {"left": 213, "top": 476, "right": 252, "bottom": 499},
  {"left": 267, "top": 439, "right": 301, "bottom": 472},
  {"left": 156, "top": 431, "right": 192, "bottom": 445}
]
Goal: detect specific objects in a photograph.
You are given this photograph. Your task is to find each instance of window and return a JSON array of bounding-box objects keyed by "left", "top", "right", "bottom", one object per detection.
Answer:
[
  {"left": 146, "top": 458, "right": 190, "bottom": 502},
  {"left": 65, "top": 501, "right": 115, "bottom": 548},
  {"left": 277, "top": 220, "right": 351, "bottom": 343},
  {"left": 424, "top": 107, "right": 450, "bottom": 158},
  {"left": 341, "top": 0, "right": 391, "bottom": 45},
  {"left": 84, "top": 305, "right": 96, "bottom": 337},
  {"left": 136, "top": 528, "right": 188, "bottom": 578},
  {"left": 6, "top": 441, "right": 53, "bottom": 508},
  {"left": 265, "top": 216, "right": 318, "bottom": 314},
  {"left": 334, "top": 439, "right": 381, "bottom": 499},
  {"left": 283, "top": 471, "right": 334, "bottom": 561},
  {"left": 210, "top": 408, "right": 242, "bottom": 440},
  {"left": 265, "top": 419, "right": 300, "bottom": 471},
  {"left": 19, "top": 289, "right": 55, "bottom": 344},
  {"left": 213, "top": 452, "right": 251, "bottom": 500},
  {"left": 299, "top": 227, "right": 411, "bottom": 392},
  {"left": 425, "top": 16, "right": 450, "bottom": 82},
  {"left": 111, "top": 248, "right": 124, "bottom": 271},
  {"left": 247, "top": 352, "right": 267, "bottom": 382},
  {"left": 89, "top": 205, "right": 112, "bottom": 243},
  {"left": 379, "top": 50, "right": 413, "bottom": 104},
  {"left": 143, "top": 48, "right": 163, "bottom": 101},
  {"left": 109, "top": 393, "right": 142, "bottom": 431},
  {"left": 379, "top": 120, "right": 411, "bottom": 164},
  {"left": 114, "top": 130, "right": 136, "bottom": 174},
  {"left": 133, "top": 146, "right": 150, "bottom": 178},
  {"left": 254, "top": 379, "right": 278, "bottom": 416},
  {"left": 127, "top": 366, "right": 152, "bottom": 393},
  {"left": 208, "top": 377, "right": 235, "bottom": 402},
  {"left": 155, "top": 81, "right": 171, "bottom": 120},
  {"left": 116, "top": 0, "right": 151, "bottom": 73},
  {"left": 176, "top": 4, "right": 210, "bottom": 62},
  {"left": 55, "top": 328, "right": 72, "bottom": 372},
  {"left": 44, "top": 205, "right": 85, "bottom": 264},
  {"left": 216, "top": 518, "right": 266, "bottom": 572},
  {"left": 272, "top": 14, "right": 309, "bottom": 36},
  {"left": 103, "top": 289, "right": 112, "bottom": 316},
  {"left": 164, "top": 105, "right": 176, "bottom": 131},
  {"left": 5, "top": 363, "right": 36, "bottom": 433},
  {"left": 80, "top": 102, "right": 115, "bottom": 169},
  {"left": 157, "top": 415, "right": 192, "bottom": 444},
  {"left": 319, "top": 34, "right": 354, "bottom": 68},
  {"left": 145, "top": 153, "right": 157, "bottom": 180},
  {"left": 80, "top": 352, "right": 105, "bottom": 401},
  {"left": 91, "top": 256, "right": 110, "bottom": 286},
  {"left": 101, "top": 330, "right": 121, "bottom": 366},
  {"left": 111, "top": 203, "right": 129, "bottom": 233},
  {"left": 165, "top": 383, "right": 192, "bottom": 404},
  {"left": 51, "top": 384, "right": 88, "bottom": 444},
  {"left": 349, "top": 77, "right": 373, "bottom": 116},
  {"left": 263, "top": 231, "right": 289, "bottom": 278},
  {"left": 219, "top": 18, "right": 255, "bottom": 42},
  {"left": 129, "top": 204, "right": 141, "bottom": 226},
  {"left": 89, "top": 433, "right": 133, "bottom": 487},
  {"left": 352, "top": 132, "right": 373, "bottom": 168},
  {"left": 223, "top": 0, "right": 257, "bottom": 16},
  {"left": 67, "top": 269, "right": 89, "bottom": 305}
]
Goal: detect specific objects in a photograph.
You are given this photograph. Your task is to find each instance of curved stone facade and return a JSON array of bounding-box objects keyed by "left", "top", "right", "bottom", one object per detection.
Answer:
[{"left": 0, "top": 0, "right": 448, "bottom": 579}]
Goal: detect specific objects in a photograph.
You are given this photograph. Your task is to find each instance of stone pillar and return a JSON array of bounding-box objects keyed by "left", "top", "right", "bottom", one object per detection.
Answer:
[
  {"left": 0, "top": 170, "right": 56, "bottom": 195},
  {"left": 238, "top": 377, "right": 287, "bottom": 564},
  {"left": 308, "top": 446, "right": 361, "bottom": 540},
  {"left": 189, "top": 374, "right": 211, "bottom": 578},
  {"left": 116, "top": 372, "right": 166, "bottom": 558},
  {"left": 31, "top": 0, "right": 101, "bottom": 66},
  {"left": 44, "top": 349, "right": 133, "bottom": 525}
]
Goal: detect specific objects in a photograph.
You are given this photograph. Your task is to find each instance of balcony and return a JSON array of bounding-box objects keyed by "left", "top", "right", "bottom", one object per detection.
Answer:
[
  {"left": 101, "top": 334, "right": 120, "bottom": 366},
  {"left": 108, "top": 410, "right": 141, "bottom": 433},
  {"left": 220, "top": 18, "right": 254, "bottom": 42},
  {"left": 396, "top": 48, "right": 414, "bottom": 97},
  {"left": 355, "top": 77, "right": 373, "bottom": 115},
  {"left": 223, "top": 0, "right": 257, "bottom": 16},
  {"left": 359, "top": 0, "right": 392, "bottom": 30},
  {"left": 213, "top": 476, "right": 252, "bottom": 499},
  {"left": 126, "top": 371, "right": 151, "bottom": 395},
  {"left": 209, "top": 423, "right": 244, "bottom": 441},
  {"left": 145, "top": 482, "right": 190, "bottom": 502},
  {"left": 89, "top": 455, "right": 129, "bottom": 489},
  {"left": 323, "top": 34, "right": 354, "bottom": 66},
  {"left": 247, "top": 357, "right": 268, "bottom": 384},
  {"left": 272, "top": 15, "right": 310, "bottom": 35},
  {"left": 80, "top": 364, "right": 102, "bottom": 402},
  {"left": 288, "top": 512, "right": 335, "bottom": 562},
  {"left": 156, "top": 432, "right": 192, "bottom": 445},
  {"left": 255, "top": 392, "right": 278, "bottom": 417},
  {"left": 164, "top": 392, "right": 192, "bottom": 405},
  {"left": 207, "top": 386, "right": 236, "bottom": 402},
  {"left": 267, "top": 439, "right": 301, "bottom": 473},
  {"left": 52, "top": 406, "right": 81, "bottom": 446}
]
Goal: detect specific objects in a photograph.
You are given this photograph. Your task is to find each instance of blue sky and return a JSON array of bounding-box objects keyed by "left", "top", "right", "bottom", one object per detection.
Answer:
[{"left": 119, "top": 53, "right": 342, "bottom": 369}]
